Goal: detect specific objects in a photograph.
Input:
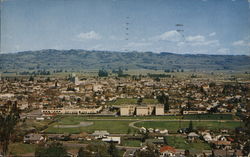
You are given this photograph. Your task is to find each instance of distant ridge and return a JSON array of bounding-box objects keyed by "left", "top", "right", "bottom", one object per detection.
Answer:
[{"left": 0, "top": 49, "right": 250, "bottom": 72}]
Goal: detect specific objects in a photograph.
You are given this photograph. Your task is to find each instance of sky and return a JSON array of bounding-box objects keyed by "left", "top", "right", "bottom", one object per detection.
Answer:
[{"left": 0, "top": 0, "right": 250, "bottom": 55}]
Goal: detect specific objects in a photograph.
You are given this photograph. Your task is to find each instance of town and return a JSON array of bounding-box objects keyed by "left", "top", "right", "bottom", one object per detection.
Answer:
[{"left": 0, "top": 71, "right": 249, "bottom": 157}]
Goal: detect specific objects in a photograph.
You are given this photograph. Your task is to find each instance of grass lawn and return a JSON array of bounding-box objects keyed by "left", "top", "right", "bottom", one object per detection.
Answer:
[
  {"left": 26, "top": 119, "right": 51, "bottom": 129},
  {"left": 122, "top": 140, "right": 141, "bottom": 147},
  {"left": 166, "top": 136, "right": 211, "bottom": 150},
  {"left": 45, "top": 117, "right": 135, "bottom": 134},
  {"left": 183, "top": 114, "right": 235, "bottom": 120},
  {"left": 106, "top": 98, "right": 158, "bottom": 106},
  {"left": 9, "top": 143, "right": 36, "bottom": 155},
  {"left": 135, "top": 121, "right": 243, "bottom": 133},
  {"left": 87, "top": 115, "right": 182, "bottom": 120}
]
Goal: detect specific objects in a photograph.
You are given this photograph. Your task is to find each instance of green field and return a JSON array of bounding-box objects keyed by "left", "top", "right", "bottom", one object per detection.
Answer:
[
  {"left": 183, "top": 114, "right": 235, "bottom": 120},
  {"left": 122, "top": 140, "right": 141, "bottom": 147},
  {"left": 87, "top": 115, "right": 182, "bottom": 120},
  {"left": 45, "top": 115, "right": 242, "bottom": 134},
  {"left": 45, "top": 117, "right": 134, "bottom": 134},
  {"left": 9, "top": 143, "right": 36, "bottom": 155},
  {"left": 166, "top": 136, "right": 211, "bottom": 150},
  {"left": 135, "top": 121, "right": 243, "bottom": 133},
  {"left": 61, "top": 113, "right": 236, "bottom": 121},
  {"left": 106, "top": 98, "right": 159, "bottom": 106}
]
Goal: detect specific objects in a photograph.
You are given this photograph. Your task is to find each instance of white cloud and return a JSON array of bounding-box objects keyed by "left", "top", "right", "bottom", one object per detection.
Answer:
[
  {"left": 232, "top": 40, "right": 250, "bottom": 46},
  {"left": 185, "top": 35, "right": 219, "bottom": 46},
  {"left": 186, "top": 35, "right": 205, "bottom": 42},
  {"left": 154, "top": 30, "right": 182, "bottom": 42},
  {"left": 209, "top": 32, "right": 216, "bottom": 37},
  {"left": 217, "top": 48, "right": 230, "bottom": 54},
  {"left": 190, "top": 40, "right": 219, "bottom": 46},
  {"left": 77, "top": 31, "right": 102, "bottom": 40}
]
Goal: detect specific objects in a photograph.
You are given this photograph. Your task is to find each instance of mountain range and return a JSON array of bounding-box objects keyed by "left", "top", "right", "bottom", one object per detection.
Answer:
[{"left": 0, "top": 49, "right": 250, "bottom": 72}]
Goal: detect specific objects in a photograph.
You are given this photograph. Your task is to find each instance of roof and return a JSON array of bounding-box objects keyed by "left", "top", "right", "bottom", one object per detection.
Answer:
[
  {"left": 92, "top": 130, "right": 109, "bottom": 136},
  {"left": 187, "top": 132, "right": 199, "bottom": 137},
  {"left": 160, "top": 146, "right": 176, "bottom": 153},
  {"left": 212, "top": 140, "right": 231, "bottom": 145},
  {"left": 24, "top": 134, "right": 43, "bottom": 141},
  {"left": 212, "top": 149, "right": 230, "bottom": 156},
  {"left": 145, "top": 139, "right": 164, "bottom": 144}
]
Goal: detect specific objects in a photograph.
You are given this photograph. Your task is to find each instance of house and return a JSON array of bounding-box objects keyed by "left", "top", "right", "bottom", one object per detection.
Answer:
[
  {"left": 212, "top": 149, "right": 230, "bottom": 157},
  {"left": 139, "top": 127, "right": 147, "bottom": 133},
  {"left": 202, "top": 133, "right": 212, "bottom": 142},
  {"left": 211, "top": 140, "right": 231, "bottom": 150},
  {"left": 159, "top": 129, "right": 169, "bottom": 135},
  {"left": 102, "top": 136, "right": 121, "bottom": 144},
  {"left": 159, "top": 146, "right": 176, "bottom": 157},
  {"left": 187, "top": 132, "right": 199, "bottom": 141},
  {"left": 92, "top": 130, "right": 110, "bottom": 139},
  {"left": 23, "top": 133, "right": 46, "bottom": 144},
  {"left": 145, "top": 138, "right": 165, "bottom": 145}
]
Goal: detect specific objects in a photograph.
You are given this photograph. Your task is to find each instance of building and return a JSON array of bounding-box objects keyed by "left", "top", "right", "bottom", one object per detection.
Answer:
[
  {"left": 159, "top": 146, "right": 176, "bottom": 157},
  {"left": 23, "top": 133, "right": 46, "bottom": 144},
  {"left": 120, "top": 104, "right": 164, "bottom": 116},
  {"left": 155, "top": 105, "right": 164, "bottom": 115},
  {"left": 136, "top": 106, "right": 150, "bottom": 116},
  {"left": 183, "top": 110, "right": 207, "bottom": 115},
  {"left": 120, "top": 105, "right": 135, "bottom": 116},
  {"left": 42, "top": 106, "right": 103, "bottom": 115},
  {"left": 92, "top": 130, "right": 110, "bottom": 139},
  {"left": 102, "top": 136, "right": 121, "bottom": 144}
]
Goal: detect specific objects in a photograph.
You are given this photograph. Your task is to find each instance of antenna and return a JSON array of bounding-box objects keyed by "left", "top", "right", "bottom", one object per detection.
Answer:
[
  {"left": 124, "top": 16, "right": 131, "bottom": 52},
  {"left": 176, "top": 24, "right": 185, "bottom": 53}
]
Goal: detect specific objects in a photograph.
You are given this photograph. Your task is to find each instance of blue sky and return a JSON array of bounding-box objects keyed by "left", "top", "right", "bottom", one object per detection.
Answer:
[{"left": 1, "top": 0, "right": 250, "bottom": 55}]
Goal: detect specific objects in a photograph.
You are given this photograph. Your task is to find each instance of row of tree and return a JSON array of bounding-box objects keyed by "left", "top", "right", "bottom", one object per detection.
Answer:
[{"left": 35, "top": 141, "right": 119, "bottom": 157}]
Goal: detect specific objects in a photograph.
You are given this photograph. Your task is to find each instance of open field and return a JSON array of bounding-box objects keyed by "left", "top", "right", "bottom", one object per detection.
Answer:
[
  {"left": 166, "top": 136, "right": 211, "bottom": 150},
  {"left": 58, "top": 113, "right": 236, "bottom": 120},
  {"left": 9, "top": 143, "right": 36, "bottom": 155},
  {"left": 45, "top": 118, "right": 134, "bottom": 134},
  {"left": 44, "top": 115, "right": 241, "bottom": 134},
  {"left": 135, "top": 121, "right": 243, "bottom": 133},
  {"left": 183, "top": 114, "right": 235, "bottom": 120},
  {"left": 122, "top": 140, "right": 141, "bottom": 147}
]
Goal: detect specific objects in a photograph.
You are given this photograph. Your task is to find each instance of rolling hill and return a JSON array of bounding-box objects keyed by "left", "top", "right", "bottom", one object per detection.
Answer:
[{"left": 0, "top": 49, "right": 249, "bottom": 72}]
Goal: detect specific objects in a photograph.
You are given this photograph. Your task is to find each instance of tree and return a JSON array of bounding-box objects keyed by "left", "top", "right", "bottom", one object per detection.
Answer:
[
  {"left": 188, "top": 121, "right": 194, "bottom": 132},
  {"left": 164, "top": 69, "right": 171, "bottom": 73},
  {"left": 108, "top": 142, "right": 119, "bottom": 157},
  {"left": 29, "top": 75, "right": 34, "bottom": 81},
  {"left": 242, "top": 116, "right": 250, "bottom": 156},
  {"left": 154, "top": 77, "right": 160, "bottom": 82},
  {"left": 85, "top": 142, "right": 110, "bottom": 157},
  {"left": 0, "top": 101, "right": 20, "bottom": 156},
  {"left": 137, "top": 97, "right": 143, "bottom": 105},
  {"left": 98, "top": 69, "right": 108, "bottom": 77},
  {"left": 78, "top": 147, "right": 86, "bottom": 157},
  {"left": 157, "top": 92, "right": 169, "bottom": 112},
  {"left": 135, "top": 144, "right": 159, "bottom": 157},
  {"left": 35, "top": 142, "right": 68, "bottom": 157}
]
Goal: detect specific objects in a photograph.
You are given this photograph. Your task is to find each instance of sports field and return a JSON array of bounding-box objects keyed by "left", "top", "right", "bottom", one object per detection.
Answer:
[
  {"left": 45, "top": 117, "right": 134, "bottom": 134},
  {"left": 44, "top": 115, "right": 242, "bottom": 134},
  {"left": 134, "top": 120, "right": 243, "bottom": 133}
]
